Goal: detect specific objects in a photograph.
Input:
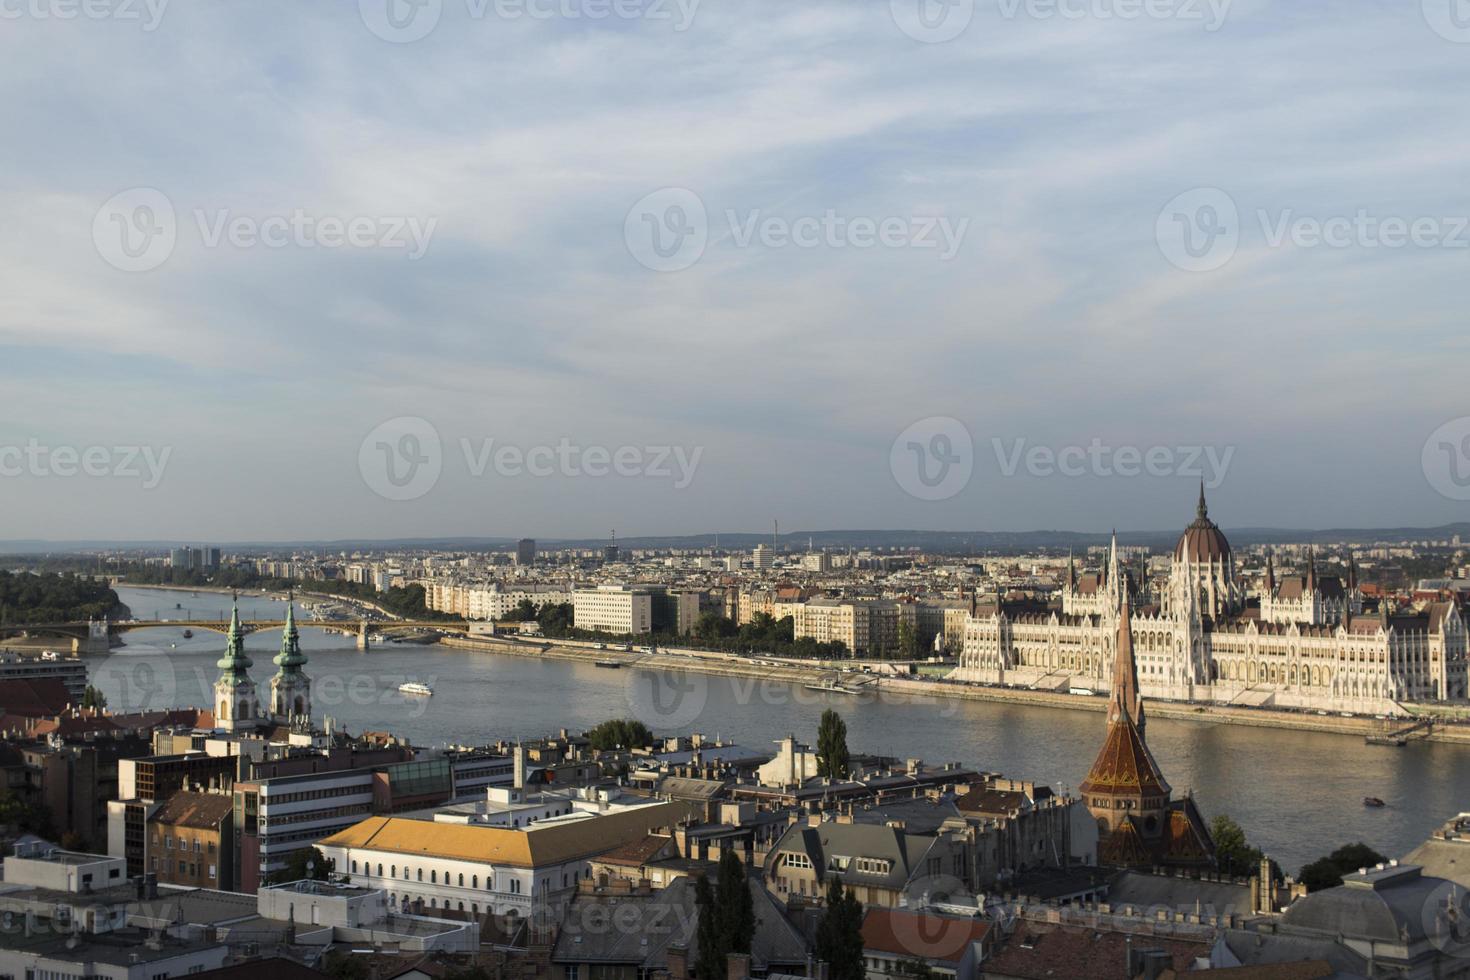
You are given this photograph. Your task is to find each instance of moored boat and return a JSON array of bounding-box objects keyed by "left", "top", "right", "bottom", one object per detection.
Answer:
[
  {"left": 399, "top": 681, "right": 433, "bottom": 696},
  {"left": 1364, "top": 796, "right": 1386, "bottom": 808}
]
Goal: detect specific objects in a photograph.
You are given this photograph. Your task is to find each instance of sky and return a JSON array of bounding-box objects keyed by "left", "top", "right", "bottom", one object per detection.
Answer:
[{"left": 2, "top": 0, "right": 1470, "bottom": 542}]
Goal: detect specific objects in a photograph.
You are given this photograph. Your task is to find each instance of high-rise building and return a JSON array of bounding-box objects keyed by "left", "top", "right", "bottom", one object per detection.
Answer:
[
  {"left": 516, "top": 539, "right": 537, "bottom": 566},
  {"left": 752, "top": 544, "right": 774, "bottom": 569}
]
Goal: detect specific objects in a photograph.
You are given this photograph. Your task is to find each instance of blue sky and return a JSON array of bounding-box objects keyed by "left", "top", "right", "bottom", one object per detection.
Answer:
[{"left": 2, "top": 0, "right": 1469, "bottom": 541}]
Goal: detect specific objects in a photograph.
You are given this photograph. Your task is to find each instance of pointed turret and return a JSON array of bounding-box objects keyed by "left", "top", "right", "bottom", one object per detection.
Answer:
[
  {"left": 1306, "top": 548, "right": 1317, "bottom": 593},
  {"left": 1066, "top": 551, "right": 1077, "bottom": 591},
  {"left": 216, "top": 601, "right": 253, "bottom": 679},
  {"left": 1264, "top": 550, "right": 1276, "bottom": 594},
  {"left": 1348, "top": 553, "right": 1358, "bottom": 590},
  {"left": 1197, "top": 480, "right": 1209, "bottom": 521},
  {"left": 1109, "top": 596, "right": 1145, "bottom": 732},
  {"left": 274, "top": 599, "right": 307, "bottom": 672}
]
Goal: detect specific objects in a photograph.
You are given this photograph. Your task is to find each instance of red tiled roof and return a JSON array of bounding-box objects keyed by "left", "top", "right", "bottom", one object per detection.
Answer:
[
  {"left": 0, "top": 678, "right": 72, "bottom": 717},
  {"left": 861, "top": 908, "right": 989, "bottom": 965},
  {"left": 983, "top": 921, "right": 1207, "bottom": 979}
]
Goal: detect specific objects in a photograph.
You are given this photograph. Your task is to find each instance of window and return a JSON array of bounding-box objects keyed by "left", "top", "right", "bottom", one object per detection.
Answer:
[
  {"left": 417, "top": 869, "right": 423, "bottom": 881},
  {"left": 473, "top": 875, "right": 479, "bottom": 889},
  {"left": 431, "top": 870, "right": 437, "bottom": 884},
  {"left": 352, "top": 861, "right": 359, "bottom": 874},
  {"left": 209, "top": 865, "right": 217, "bottom": 879},
  {"left": 378, "top": 864, "right": 383, "bottom": 877},
  {"left": 458, "top": 873, "right": 464, "bottom": 887}
]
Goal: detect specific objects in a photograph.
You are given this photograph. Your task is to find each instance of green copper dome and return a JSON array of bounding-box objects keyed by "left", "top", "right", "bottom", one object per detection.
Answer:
[
  {"left": 273, "top": 601, "right": 308, "bottom": 673},
  {"left": 215, "top": 602, "right": 254, "bottom": 680}
]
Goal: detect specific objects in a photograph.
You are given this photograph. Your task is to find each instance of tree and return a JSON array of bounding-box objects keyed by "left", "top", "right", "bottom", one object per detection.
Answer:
[
  {"left": 1210, "top": 814, "right": 1265, "bottom": 878},
  {"left": 586, "top": 718, "right": 654, "bottom": 751},
  {"left": 80, "top": 686, "right": 107, "bottom": 710},
  {"left": 269, "top": 846, "right": 333, "bottom": 884},
  {"left": 815, "top": 878, "right": 865, "bottom": 980},
  {"left": 694, "top": 850, "right": 755, "bottom": 976},
  {"left": 816, "top": 709, "right": 851, "bottom": 780},
  {"left": 1299, "top": 842, "right": 1388, "bottom": 892},
  {"left": 322, "top": 950, "right": 369, "bottom": 980},
  {"left": 897, "top": 620, "right": 917, "bottom": 660}
]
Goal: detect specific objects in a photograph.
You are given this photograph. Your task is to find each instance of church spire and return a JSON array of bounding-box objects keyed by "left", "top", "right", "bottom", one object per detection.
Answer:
[
  {"left": 274, "top": 597, "right": 307, "bottom": 673},
  {"left": 270, "top": 592, "right": 313, "bottom": 723},
  {"left": 216, "top": 598, "right": 253, "bottom": 679},
  {"left": 1306, "top": 547, "right": 1317, "bottom": 593},
  {"left": 1264, "top": 550, "right": 1276, "bottom": 593},
  {"left": 1109, "top": 596, "right": 1145, "bottom": 732}
]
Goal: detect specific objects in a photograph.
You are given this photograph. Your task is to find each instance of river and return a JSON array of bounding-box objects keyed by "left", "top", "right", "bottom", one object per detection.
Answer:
[{"left": 91, "top": 586, "right": 1470, "bottom": 874}]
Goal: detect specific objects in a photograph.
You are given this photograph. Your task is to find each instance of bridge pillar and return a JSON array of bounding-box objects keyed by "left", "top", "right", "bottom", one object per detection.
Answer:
[
  {"left": 75, "top": 619, "right": 112, "bottom": 656},
  {"left": 357, "top": 621, "right": 370, "bottom": 650}
]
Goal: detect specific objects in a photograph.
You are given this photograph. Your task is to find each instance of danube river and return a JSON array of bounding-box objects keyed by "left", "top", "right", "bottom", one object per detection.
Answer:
[{"left": 95, "top": 586, "right": 1470, "bottom": 874}]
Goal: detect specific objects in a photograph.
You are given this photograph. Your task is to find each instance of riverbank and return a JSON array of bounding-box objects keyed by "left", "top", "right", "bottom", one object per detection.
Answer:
[{"left": 439, "top": 634, "right": 1470, "bottom": 746}]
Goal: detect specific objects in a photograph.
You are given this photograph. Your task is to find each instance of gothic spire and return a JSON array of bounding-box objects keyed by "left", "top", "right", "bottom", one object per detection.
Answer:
[
  {"left": 1264, "top": 550, "right": 1276, "bottom": 593},
  {"left": 1196, "top": 480, "right": 1208, "bottom": 521},
  {"left": 1109, "top": 596, "right": 1145, "bottom": 733},
  {"left": 1306, "top": 547, "right": 1317, "bottom": 592}
]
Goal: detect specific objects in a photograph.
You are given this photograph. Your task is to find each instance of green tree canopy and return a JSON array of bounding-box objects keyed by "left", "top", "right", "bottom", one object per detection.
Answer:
[
  {"left": 695, "top": 850, "right": 755, "bottom": 976},
  {"left": 586, "top": 718, "right": 654, "bottom": 751},
  {"left": 268, "top": 846, "right": 334, "bottom": 885},
  {"left": 817, "top": 709, "right": 851, "bottom": 780},
  {"left": 815, "top": 878, "right": 865, "bottom": 980},
  {"left": 1299, "top": 842, "right": 1388, "bottom": 892}
]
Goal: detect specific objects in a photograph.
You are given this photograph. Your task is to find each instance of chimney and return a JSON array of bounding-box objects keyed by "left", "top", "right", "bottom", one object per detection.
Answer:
[
  {"left": 726, "top": 952, "right": 750, "bottom": 980},
  {"left": 667, "top": 944, "right": 689, "bottom": 980},
  {"left": 814, "top": 961, "right": 830, "bottom": 980}
]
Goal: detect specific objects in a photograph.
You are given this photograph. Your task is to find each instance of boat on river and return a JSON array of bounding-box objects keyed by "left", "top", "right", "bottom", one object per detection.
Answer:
[{"left": 399, "top": 682, "right": 433, "bottom": 696}]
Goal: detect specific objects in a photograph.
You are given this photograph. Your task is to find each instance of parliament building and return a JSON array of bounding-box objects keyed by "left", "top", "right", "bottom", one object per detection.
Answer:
[{"left": 953, "top": 489, "right": 1468, "bottom": 713}]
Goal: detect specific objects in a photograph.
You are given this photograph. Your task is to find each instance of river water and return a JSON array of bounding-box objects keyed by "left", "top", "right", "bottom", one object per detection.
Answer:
[{"left": 91, "top": 586, "right": 1470, "bottom": 874}]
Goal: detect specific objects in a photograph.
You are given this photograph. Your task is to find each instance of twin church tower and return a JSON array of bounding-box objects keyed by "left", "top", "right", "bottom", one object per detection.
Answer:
[{"left": 213, "top": 597, "right": 313, "bottom": 731}]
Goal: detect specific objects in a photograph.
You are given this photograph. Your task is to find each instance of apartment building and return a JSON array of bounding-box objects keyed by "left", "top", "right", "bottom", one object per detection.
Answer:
[
  {"left": 147, "top": 789, "right": 235, "bottom": 890},
  {"left": 573, "top": 586, "right": 653, "bottom": 635}
]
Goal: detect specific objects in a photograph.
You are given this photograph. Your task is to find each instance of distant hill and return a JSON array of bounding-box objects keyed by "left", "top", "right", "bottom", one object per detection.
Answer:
[{"left": 4, "top": 524, "right": 1469, "bottom": 555}]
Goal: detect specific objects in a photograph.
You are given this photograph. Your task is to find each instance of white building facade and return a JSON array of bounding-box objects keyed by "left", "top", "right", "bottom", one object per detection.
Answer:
[{"left": 953, "top": 491, "right": 1468, "bottom": 713}]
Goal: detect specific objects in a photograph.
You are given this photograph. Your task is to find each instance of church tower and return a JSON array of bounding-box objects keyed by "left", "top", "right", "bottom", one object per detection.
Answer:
[
  {"left": 214, "top": 601, "right": 260, "bottom": 731},
  {"left": 270, "top": 598, "right": 312, "bottom": 723},
  {"left": 1080, "top": 599, "right": 1214, "bottom": 869}
]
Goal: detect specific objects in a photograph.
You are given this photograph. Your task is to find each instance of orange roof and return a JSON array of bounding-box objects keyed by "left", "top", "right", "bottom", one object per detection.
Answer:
[
  {"left": 1079, "top": 714, "right": 1170, "bottom": 799},
  {"left": 319, "top": 802, "right": 687, "bottom": 869}
]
